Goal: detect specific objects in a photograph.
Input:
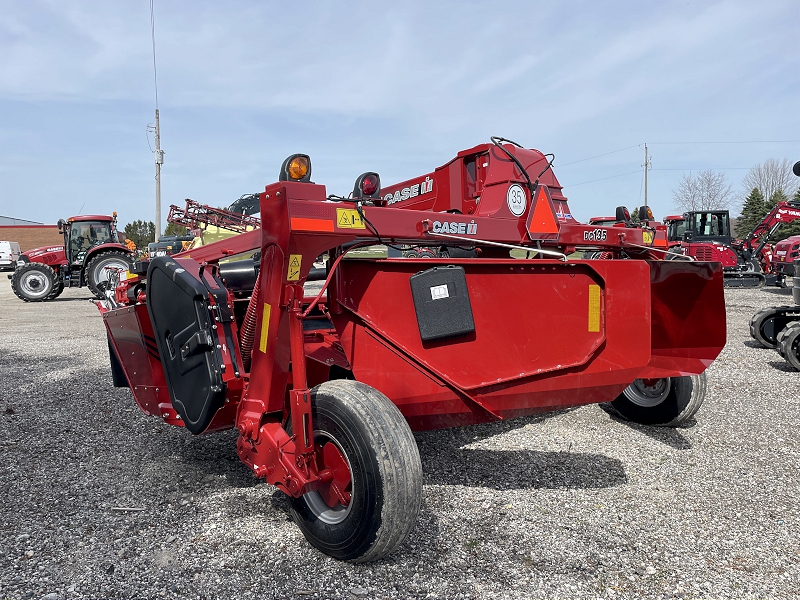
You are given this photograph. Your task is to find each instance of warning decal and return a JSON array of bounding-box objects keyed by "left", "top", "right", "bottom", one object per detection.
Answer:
[
  {"left": 588, "top": 285, "right": 601, "bottom": 332},
  {"left": 336, "top": 208, "right": 366, "bottom": 229},
  {"left": 642, "top": 230, "right": 654, "bottom": 244},
  {"left": 531, "top": 187, "right": 559, "bottom": 233},
  {"left": 287, "top": 254, "right": 302, "bottom": 281},
  {"left": 526, "top": 185, "right": 561, "bottom": 240}
]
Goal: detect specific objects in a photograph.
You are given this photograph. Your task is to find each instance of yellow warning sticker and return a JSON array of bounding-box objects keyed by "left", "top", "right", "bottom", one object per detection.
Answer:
[
  {"left": 259, "top": 303, "right": 272, "bottom": 353},
  {"left": 287, "top": 254, "right": 302, "bottom": 281},
  {"left": 336, "top": 208, "right": 366, "bottom": 229},
  {"left": 588, "top": 285, "right": 601, "bottom": 333},
  {"left": 642, "top": 230, "right": 654, "bottom": 244}
]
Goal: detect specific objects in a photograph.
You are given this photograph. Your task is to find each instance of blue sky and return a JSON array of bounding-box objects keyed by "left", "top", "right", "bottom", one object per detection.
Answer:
[{"left": 0, "top": 0, "right": 798, "bottom": 229}]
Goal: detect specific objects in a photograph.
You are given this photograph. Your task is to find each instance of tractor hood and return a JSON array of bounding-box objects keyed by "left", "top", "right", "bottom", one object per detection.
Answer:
[{"left": 18, "top": 245, "right": 66, "bottom": 266}]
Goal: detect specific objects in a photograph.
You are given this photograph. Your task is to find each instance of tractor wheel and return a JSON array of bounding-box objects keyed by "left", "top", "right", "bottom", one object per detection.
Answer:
[
  {"left": 777, "top": 322, "right": 800, "bottom": 370},
  {"left": 86, "top": 251, "right": 133, "bottom": 299},
  {"left": 608, "top": 373, "right": 706, "bottom": 427},
  {"left": 749, "top": 306, "right": 790, "bottom": 349},
  {"left": 288, "top": 380, "right": 422, "bottom": 563},
  {"left": 10, "top": 263, "right": 57, "bottom": 302},
  {"left": 47, "top": 280, "right": 65, "bottom": 300}
]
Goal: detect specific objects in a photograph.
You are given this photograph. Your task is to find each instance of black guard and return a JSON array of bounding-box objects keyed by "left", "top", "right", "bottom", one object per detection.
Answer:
[{"left": 146, "top": 257, "right": 226, "bottom": 434}]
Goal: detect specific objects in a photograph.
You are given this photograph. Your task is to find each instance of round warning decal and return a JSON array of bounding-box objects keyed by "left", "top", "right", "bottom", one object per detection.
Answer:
[{"left": 506, "top": 183, "right": 527, "bottom": 217}]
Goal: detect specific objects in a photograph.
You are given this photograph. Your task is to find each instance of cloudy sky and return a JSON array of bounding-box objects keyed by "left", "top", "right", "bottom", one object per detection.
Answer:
[{"left": 0, "top": 0, "right": 798, "bottom": 229}]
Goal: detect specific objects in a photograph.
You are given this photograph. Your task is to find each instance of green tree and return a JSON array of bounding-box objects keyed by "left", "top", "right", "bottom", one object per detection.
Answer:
[
  {"left": 124, "top": 220, "right": 156, "bottom": 249},
  {"left": 163, "top": 222, "right": 190, "bottom": 237},
  {"left": 770, "top": 188, "right": 800, "bottom": 242},
  {"left": 735, "top": 188, "right": 769, "bottom": 239}
]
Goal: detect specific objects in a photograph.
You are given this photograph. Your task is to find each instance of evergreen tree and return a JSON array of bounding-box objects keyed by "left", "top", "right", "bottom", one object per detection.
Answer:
[
  {"left": 771, "top": 188, "right": 800, "bottom": 241},
  {"left": 124, "top": 220, "right": 156, "bottom": 249},
  {"left": 163, "top": 222, "right": 190, "bottom": 237},
  {"left": 735, "top": 188, "right": 768, "bottom": 239}
]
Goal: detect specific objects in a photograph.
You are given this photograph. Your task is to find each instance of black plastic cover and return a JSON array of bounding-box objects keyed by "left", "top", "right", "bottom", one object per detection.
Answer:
[
  {"left": 409, "top": 265, "right": 475, "bottom": 342},
  {"left": 146, "top": 257, "right": 225, "bottom": 434},
  {"left": 131, "top": 260, "right": 150, "bottom": 276}
]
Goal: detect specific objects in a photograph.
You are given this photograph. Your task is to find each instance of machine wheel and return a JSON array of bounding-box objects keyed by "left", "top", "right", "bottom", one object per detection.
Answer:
[
  {"left": 609, "top": 373, "right": 706, "bottom": 427},
  {"left": 86, "top": 251, "right": 133, "bottom": 299},
  {"left": 777, "top": 322, "right": 800, "bottom": 370},
  {"left": 288, "top": 380, "right": 422, "bottom": 563},
  {"left": 47, "top": 280, "right": 65, "bottom": 300},
  {"left": 10, "top": 263, "right": 57, "bottom": 302},
  {"left": 749, "top": 306, "right": 792, "bottom": 349}
]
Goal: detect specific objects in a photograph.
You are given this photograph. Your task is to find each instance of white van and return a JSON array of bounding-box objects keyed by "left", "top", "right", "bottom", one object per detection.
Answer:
[{"left": 0, "top": 241, "right": 21, "bottom": 270}]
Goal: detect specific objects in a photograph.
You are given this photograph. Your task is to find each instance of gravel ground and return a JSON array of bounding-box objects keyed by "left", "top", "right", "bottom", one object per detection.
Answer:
[{"left": 1, "top": 278, "right": 798, "bottom": 600}]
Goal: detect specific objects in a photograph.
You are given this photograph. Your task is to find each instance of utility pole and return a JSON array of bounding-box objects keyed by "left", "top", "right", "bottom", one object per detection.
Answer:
[
  {"left": 643, "top": 143, "right": 651, "bottom": 208},
  {"left": 154, "top": 109, "right": 164, "bottom": 240}
]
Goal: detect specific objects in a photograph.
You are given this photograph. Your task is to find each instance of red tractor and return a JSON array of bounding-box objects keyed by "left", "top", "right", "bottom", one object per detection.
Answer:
[
  {"left": 663, "top": 215, "right": 685, "bottom": 248},
  {"left": 98, "top": 139, "right": 726, "bottom": 562},
  {"left": 772, "top": 234, "right": 800, "bottom": 281},
  {"left": 9, "top": 213, "right": 134, "bottom": 302},
  {"left": 749, "top": 160, "right": 800, "bottom": 363},
  {"left": 676, "top": 197, "right": 800, "bottom": 287}
]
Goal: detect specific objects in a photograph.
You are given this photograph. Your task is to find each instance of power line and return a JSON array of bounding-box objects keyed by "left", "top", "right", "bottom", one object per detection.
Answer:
[
  {"left": 650, "top": 140, "right": 800, "bottom": 145},
  {"left": 555, "top": 144, "right": 641, "bottom": 168},
  {"left": 651, "top": 167, "right": 750, "bottom": 171},
  {"left": 566, "top": 170, "right": 642, "bottom": 187}
]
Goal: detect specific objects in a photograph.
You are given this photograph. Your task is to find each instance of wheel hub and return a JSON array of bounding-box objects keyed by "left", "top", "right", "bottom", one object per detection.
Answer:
[
  {"left": 21, "top": 272, "right": 48, "bottom": 296},
  {"left": 302, "top": 431, "right": 353, "bottom": 525},
  {"left": 623, "top": 377, "right": 671, "bottom": 408}
]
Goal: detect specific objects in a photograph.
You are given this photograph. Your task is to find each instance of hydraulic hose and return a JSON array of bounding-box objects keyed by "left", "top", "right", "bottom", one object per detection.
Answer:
[{"left": 239, "top": 268, "right": 261, "bottom": 372}]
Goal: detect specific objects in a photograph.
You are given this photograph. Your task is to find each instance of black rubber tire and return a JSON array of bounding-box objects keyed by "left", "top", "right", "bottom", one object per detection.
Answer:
[
  {"left": 46, "top": 280, "right": 65, "bottom": 300},
  {"left": 85, "top": 251, "right": 133, "bottom": 299},
  {"left": 777, "top": 322, "right": 800, "bottom": 370},
  {"left": 608, "top": 373, "right": 706, "bottom": 427},
  {"left": 749, "top": 306, "right": 791, "bottom": 349},
  {"left": 10, "top": 263, "right": 57, "bottom": 302},
  {"left": 288, "top": 380, "right": 422, "bottom": 563}
]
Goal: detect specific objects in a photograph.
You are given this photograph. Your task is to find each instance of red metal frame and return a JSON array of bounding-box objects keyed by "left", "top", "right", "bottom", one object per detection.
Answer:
[{"left": 99, "top": 143, "right": 726, "bottom": 499}]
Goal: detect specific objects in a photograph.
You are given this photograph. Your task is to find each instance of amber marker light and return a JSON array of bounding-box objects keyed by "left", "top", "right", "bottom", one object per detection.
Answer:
[{"left": 279, "top": 154, "right": 312, "bottom": 182}]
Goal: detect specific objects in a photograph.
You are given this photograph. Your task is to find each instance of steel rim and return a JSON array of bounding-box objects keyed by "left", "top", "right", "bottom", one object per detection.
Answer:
[
  {"left": 623, "top": 378, "right": 672, "bottom": 408},
  {"left": 301, "top": 430, "right": 353, "bottom": 525},
  {"left": 20, "top": 271, "right": 50, "bottom": 298},
  {"left": 94, "top": 259, "right": 129, "bottom": 286}
]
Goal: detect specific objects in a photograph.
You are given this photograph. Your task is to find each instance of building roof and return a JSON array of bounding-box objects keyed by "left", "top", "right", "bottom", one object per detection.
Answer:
[{"left": 0, "top": 215, "right": 44, "bottom": 226}]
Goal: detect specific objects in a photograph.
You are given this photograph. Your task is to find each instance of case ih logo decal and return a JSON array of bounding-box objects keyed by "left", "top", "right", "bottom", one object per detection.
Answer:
[
  {"left": 432, "top": 220, "right": 478, "bottom": 235},
  {"left": 385, "top": 176, "right": 434, "bottom": 205}
]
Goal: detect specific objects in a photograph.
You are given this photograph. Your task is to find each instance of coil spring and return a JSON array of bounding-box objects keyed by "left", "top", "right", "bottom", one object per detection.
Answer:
[{"left": 238, "top": 268, "right": 261, "bottom": 372}]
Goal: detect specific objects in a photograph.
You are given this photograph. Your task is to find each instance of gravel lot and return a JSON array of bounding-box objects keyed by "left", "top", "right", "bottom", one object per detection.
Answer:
[{"left": 1, "top": 277, "right": 798, "bottom": 600}]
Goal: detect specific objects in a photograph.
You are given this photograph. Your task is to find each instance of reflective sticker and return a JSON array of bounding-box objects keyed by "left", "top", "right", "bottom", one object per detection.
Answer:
[
  {"left": 528, "top": 186, "right": 560, "bottom": 235},
  {"left": 336, "top": 208, "right": 366, "bottom": 229},
  {"left": 642, "top": 230, "right": 654, "bottom": 244},
  {"left": 430, "top": 284, "right": 449, "bottom": 300},
  {"left": 287, "top": 254, "right": 302, "bottom": 281},
  {"left": 588, "top": 285, "right": 601, "bottom": 332},
  {"left": 291, "top": 217, "right": 334, "bottom": 232},
  {"left": 259, "top": 303, "right": 272, "bottom": 353}
]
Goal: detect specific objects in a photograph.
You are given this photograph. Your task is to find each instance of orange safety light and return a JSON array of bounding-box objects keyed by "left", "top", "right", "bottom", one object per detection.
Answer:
[{"left": 279, "top": 154, "right": 312, "bottom": 182}]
